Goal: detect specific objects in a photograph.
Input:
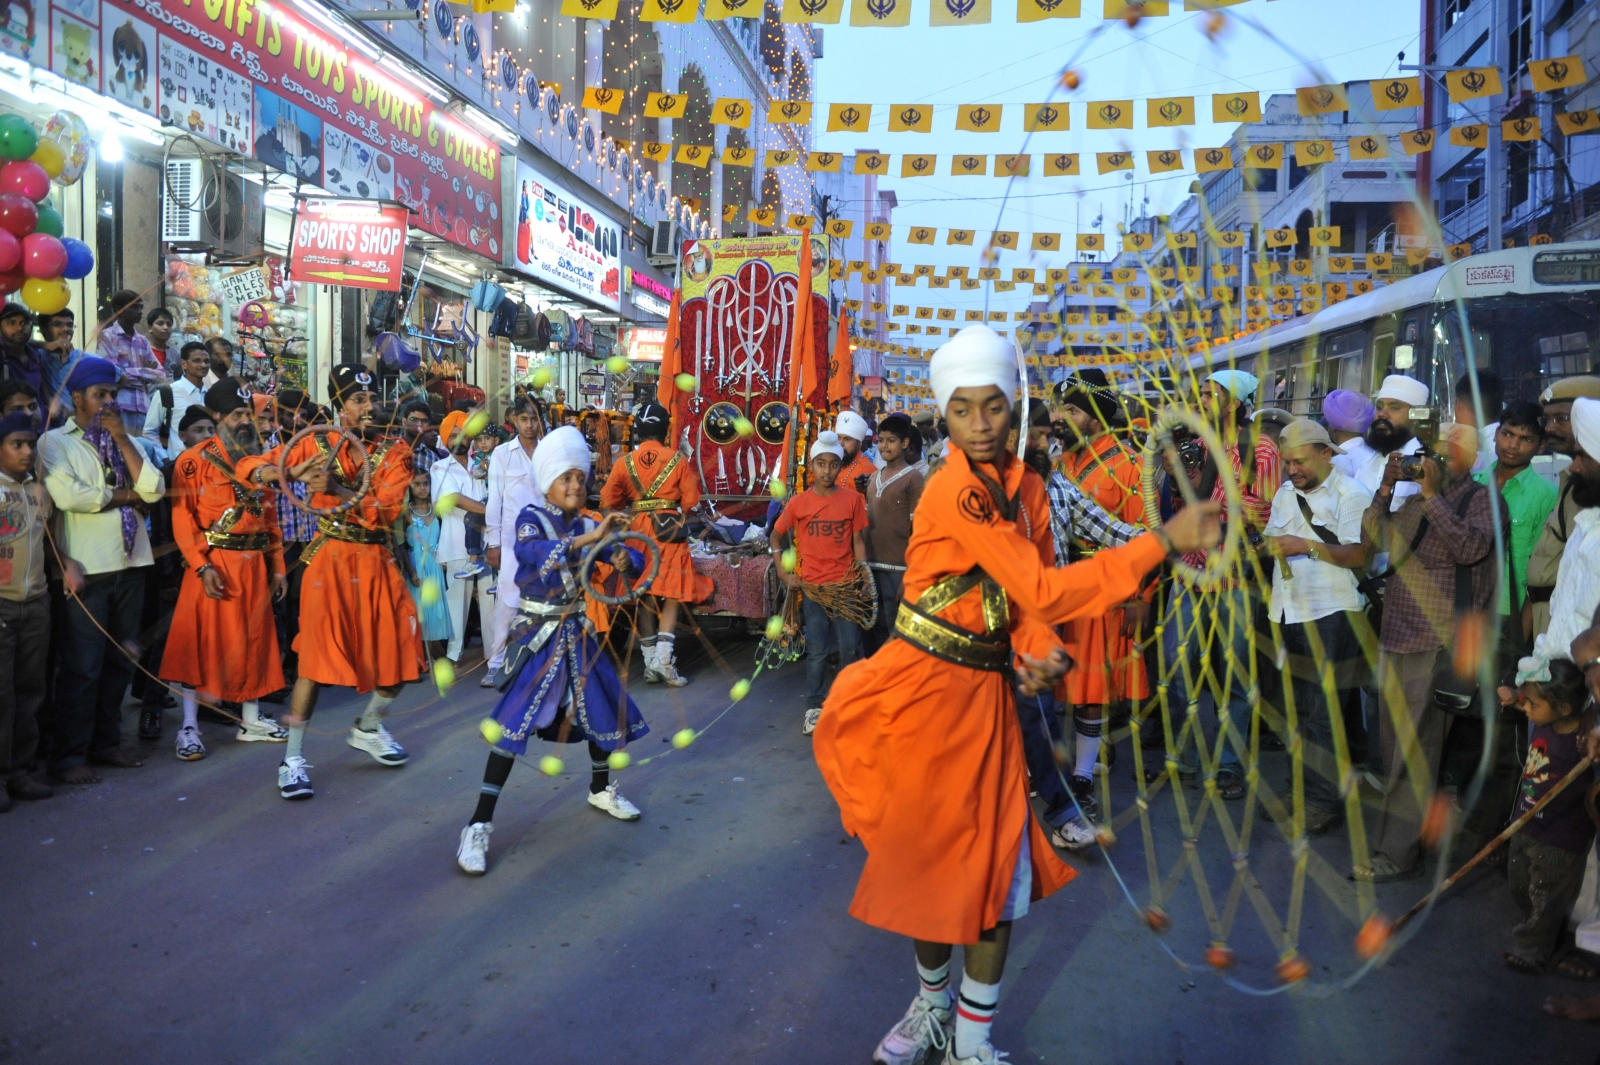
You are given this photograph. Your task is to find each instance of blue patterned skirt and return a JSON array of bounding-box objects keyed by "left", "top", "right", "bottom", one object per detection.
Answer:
[{"left": 488, "top": 615, "right": 649, "bottom": 754}]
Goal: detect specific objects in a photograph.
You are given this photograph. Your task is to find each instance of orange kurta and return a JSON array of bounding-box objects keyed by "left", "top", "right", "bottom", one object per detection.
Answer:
[
  {"left": 839, "top": 452, "right": 878, "bottom": 490},
  {"left": 813, "top": 448, "right": 1167, "bottom": 944},
  {"left": 160, "top": 438, "right": 287, "bottom": 701},
  {"left": 1060, "top": 434, "right": 1151, "bottom": 706},
  {"left": 239, "top": 431, "right": 423, "bottom": 693},
  {"left": 599, "top": 439, "right": 714, "bottom": 604}
]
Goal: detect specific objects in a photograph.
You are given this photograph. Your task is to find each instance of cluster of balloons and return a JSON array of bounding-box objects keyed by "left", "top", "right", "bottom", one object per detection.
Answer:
[{"left": 0, "top": 113, "right": 93, "bottom": 315}]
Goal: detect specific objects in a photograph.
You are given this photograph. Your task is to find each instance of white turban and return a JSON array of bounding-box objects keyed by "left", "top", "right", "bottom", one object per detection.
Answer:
[
  {"left": 930, "top": 325, "right": 1017, "bottom": 414},
  {"left": 835, "top": 410, "right": 871, "bottom": 441},
  {"left": 1573, "top": 396, "right": 1600, "bottom": 460},
  {"left": 1375, "top": 374, "right": 1429, "bottom": 407},
  {"left": 531, "top": 425, "right": 591, "bottom": 495},
  {"left": 810, "top": 430, "right": 845, "bottom": 461}
]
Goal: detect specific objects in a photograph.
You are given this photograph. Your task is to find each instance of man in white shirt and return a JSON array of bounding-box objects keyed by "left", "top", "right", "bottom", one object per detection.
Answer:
[
  {"left": 1262, "top": 418, "right": 1375, "bottom": 835},
  {"left": 483, "top": 396, "right": 543, "bottom": 686},
  {"left": 431, "top": 411, "right": 497, "bottom": 665},
  {"left": 142, "top": 341, "right": 210, "bottom": 456},
  {"left": 40, "top": 356, "right": 166, "bottom": 783}
]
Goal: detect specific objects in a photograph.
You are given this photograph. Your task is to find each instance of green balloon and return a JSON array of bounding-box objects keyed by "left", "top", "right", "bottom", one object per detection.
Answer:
[
  {"left": 32, "top": 203, "right": 62, "bottom": 237},
  {"left": 0, "top": 115, "right": 37, "bottom": 161}
]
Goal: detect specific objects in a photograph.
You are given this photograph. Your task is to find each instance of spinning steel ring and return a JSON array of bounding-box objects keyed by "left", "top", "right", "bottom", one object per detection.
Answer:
[
  {"left": 1138, "top": 406, "right": 1244, "bottom": 589},
  {"left": 580, "top": 529, "right": 662, "bottom": 606},
  {"left": 274, "top": 424, "right": 375, "bottom": 518}
]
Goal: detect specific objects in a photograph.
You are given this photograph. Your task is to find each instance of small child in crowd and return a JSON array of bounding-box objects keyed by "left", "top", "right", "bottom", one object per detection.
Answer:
[
  {"left": 1497, "top": 658, "right": 1599, "bottom": 977},
  {"left": 405, "top": 465, "right": 453, "bottom": 660}
]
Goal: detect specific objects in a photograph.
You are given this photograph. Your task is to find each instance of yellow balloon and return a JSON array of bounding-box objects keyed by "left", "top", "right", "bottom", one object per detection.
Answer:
[
  {"left": 20, "top": 277, "right": 68, "bottom": 315},
  {"left": 432, "top": 658, "right": 456, "bottom": 692},
  {"left": 479, "top": 718, "right": 504, "bottom": 744},
  {"left": 538, "top": 755, "right": 565, "bottom": 776},
  {"left": 607, "top": 750, "right": 632, "bottom": 770},
  {"left": 30, "top": 138, "right": 64, "bottom": 178},
  {"left": 672, "top": 728, "right": 696, "bottom": 749},
  {"left": 420, "top": 577, "right": 442, "bottom": 607}
]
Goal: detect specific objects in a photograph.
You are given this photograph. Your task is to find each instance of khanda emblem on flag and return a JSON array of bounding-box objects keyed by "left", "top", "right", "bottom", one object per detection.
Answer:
[
  {"left": 969, "top": 107, "right": 993, "bottom": 128},
  {"left": 1035, "top": 0, "right": 1063, "bottom": 10},
  {"left": 1217, "top": 232, "right": 1243, "bottom": 247},
  {"left": 721, "top": 100, "right": 746, "bottom": 122},
  {"left": 780, "top": 102, "right": 805, "bottom": 120},
  {"left": 1156, "top": 150, "right": 1178, "bottom": 167},
  {"left": 867, "top": 0, "right": 897, "bottom": 19},
  {"left": 771, "top": 150, "right": 795, "bottom": 164},
  {"left": 1308, "top": 87, "right": 1336, "bottom": 110},
  {"left": 1461, "top": 69, "right": 1487, "bottom": 94},
  {"left": 1033, "top": 105, "right": 1060, "bottom": 127},
  {"left": 899, "top": 106, "right": 923, "bottom": 125},
  {"left": 1384, "top": 80, "right": 1412, "bottom": 106},
  {"left": 959, "top": 156, "right": 982, "bottom": 171},
  {"left": 1304, "top": 141, "right": 1327, "bottom": 158},
  {"left": 1314, "top": 228, "right": 1334, "bottom": 243},
  {"left": 827, "top": 219, "right": 851, "bottom": 236},
  {"left": 1512, "top": 117, "right": 1536, "bottom": 136},
  {"left": 910, "top": 157, "right": 931, "bottom": 172},
  {"left": 576, "top": 0, "right": 605, "bottom": 9},
  {"left": 1358, "top": 136, "right": 1379, "bottom": 153},
  {"left": 1570, "top": 111, "right": 1593, "bottom": 128},
  {"left": 1106, "top": 153, "right": 1128, "bottom": 166},
  {"left": 1409, "top": 130, "right": 1435, "bottom": 147},
  {"left": 1269, "top": 228, "right": 1293, "bottom": 243},
  {"left": 952, "top": 230, "right": 972, "bottom": 241},
  {"left": 1097, "top": 103, "right": 1123, "bottom": 124},
  {"left": 1037, "top": 234, "right": 1056, "bottom": 248},
  {"left": 862, "top": 154, "right": 884, "bottom": 171},
  {"left": 839, "top": 106, "right": 862, "bottom": 127},
  {"left": 726, "top": 147, "right": 750, "bottom": 163},
  {"left": 913, "top": 228, "right": 931, "bottom": 240},
  {"left": 1543, "top": 59, "right": 1570, "bottom": 83},
  {"left": 1158, "top": 100, "right": 1184, "bottom": 123},
  {"left": 591, "top": 88, "right": 614, "bottom": 107},
  {"left": 815, "top": 152, "right": 837, "bottom": 166},
  {"left": 800, "top": 0, "right": 829, "bottom": 14},
  {"left": 1253, "top": 145, "right": 1275, "bottom": 163},
  {"left": 683, "top": 146, "right": 703, "bottom": 161},
  {"left": 1223, "top": 96, "right": 1250, "bottom": 118},
  {"left": 945, "top": 0, "right": 977, "bottom": 17},
  {"left": 1203, "top": 148, "right": 1226, "bottom": 166},
  {"left": 1460, "top": 125, "right": 1483, "bottom": 143},
  {"left": 659, "top": 0, "right": 686, "bottom": 13}
]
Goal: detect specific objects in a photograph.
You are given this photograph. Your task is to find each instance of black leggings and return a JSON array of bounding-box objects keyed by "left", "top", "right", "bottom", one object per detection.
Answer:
[{"left": 470, "top": 740, "right": 611, "bottom": 824}]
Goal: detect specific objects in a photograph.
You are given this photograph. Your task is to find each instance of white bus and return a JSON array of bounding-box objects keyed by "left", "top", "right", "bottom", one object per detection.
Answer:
[{"left": 1209, "top": 242, "right": 1600, "bottom": 416}]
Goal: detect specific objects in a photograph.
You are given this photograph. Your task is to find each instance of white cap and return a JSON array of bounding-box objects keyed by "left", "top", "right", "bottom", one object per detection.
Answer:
[
  {"left": 1374, "top": 375, "right": 1429, "bottom": 407},
  {"left": 810, "top": 430, "right": 845, "bottom": 461},
  {"left": 1574, "top": 396, "right": 1600, "bottom": 460},
  {"left": 835, "top": 410, "right": 871, "bottom": 441},
  {"left": 930, "top": 325, "right": 1017, "bottom": 413}
]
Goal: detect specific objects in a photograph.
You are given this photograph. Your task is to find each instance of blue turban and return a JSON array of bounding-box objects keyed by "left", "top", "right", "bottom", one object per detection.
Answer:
[
  {"left": 1322, "top": 389, "right": 1375, "bottom": 434},
  {"left": 1207, "top": 369, "right": 1260, "bottom": 403},
  {"left": 63, "top": 355, "right": 120, "bottom": 394},
  {"left": 0, "top": 410, "right": 37, "bottom": 439}
]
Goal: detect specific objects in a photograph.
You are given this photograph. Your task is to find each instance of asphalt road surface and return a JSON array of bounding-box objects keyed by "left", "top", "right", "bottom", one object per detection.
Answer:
[{"left": 2, "top": 636, "right": 1597, "bottom": 1064}]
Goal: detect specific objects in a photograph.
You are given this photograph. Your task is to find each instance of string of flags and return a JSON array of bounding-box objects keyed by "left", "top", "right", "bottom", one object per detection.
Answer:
[{"left": 557, "top": 0, "right": 1281, "bottom": 29}]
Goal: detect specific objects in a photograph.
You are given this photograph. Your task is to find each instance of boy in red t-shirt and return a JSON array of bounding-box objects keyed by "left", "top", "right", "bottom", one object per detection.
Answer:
[{"left": 772, "top": 431, "right": 868, "bottom": 735}]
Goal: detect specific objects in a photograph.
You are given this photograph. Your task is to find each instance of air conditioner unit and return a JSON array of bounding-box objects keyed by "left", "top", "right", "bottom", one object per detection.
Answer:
[
  {"left": 162, "top": 159, "right": 264, "bottom": 259},
  {"left": 648, "top": 219, "right": 682, "bottom": 266}
]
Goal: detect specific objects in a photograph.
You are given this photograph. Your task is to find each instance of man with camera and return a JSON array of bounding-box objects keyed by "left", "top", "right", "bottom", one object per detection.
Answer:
[
  {"left": 1261, "top": 420, "right": 1374, "bottom": 835},
  {"left": 1356, "top": 417, "right": 1500, "bottom": 882}
]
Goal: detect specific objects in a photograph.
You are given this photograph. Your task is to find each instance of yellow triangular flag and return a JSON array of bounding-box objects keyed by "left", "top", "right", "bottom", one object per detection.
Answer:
[
  {"left": 1370, "top": 77, "right": 1421, "bottom": 111},
  {"left": 769, "top": 101, "right": 812, "bottom": 124},
  {"left": 1446, "top": 66, "right": 1502, "bottom": 103},
  {"left": 710, "top": 98, "right": 752, "bottom": 127},
  {"left": 1147, "top": 97, "right": 1194, "bottom": 127},
  {"left": 582, "top": 87, "right": 623, "bottom": 114},
  {"left": 1295, "top": 85, "right": 1349, "bottom": 116},
  {"left": 956, "top": 104, "right": 1003, "bottom": 132}
]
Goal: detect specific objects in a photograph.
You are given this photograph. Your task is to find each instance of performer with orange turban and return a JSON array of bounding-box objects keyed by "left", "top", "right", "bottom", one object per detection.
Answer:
[
  {"left": 813, "top": 326, "right": 1220, "bottom": 1065},
  {"left": 160, "top": 378, "right": 290, "bottom": 762},
  {"left": 599, "top": 401, "right": 711, "bottom": 686},
  {"left": 241, "top": 364, "right": 423, "bottom": 800}
]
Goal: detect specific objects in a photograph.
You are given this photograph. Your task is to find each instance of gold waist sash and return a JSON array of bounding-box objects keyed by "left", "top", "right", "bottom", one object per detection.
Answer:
[
  {"left": 315, "top": 517, "right": 390, "bottom": 545},
  {"left": 630, "top": 498, "right": 680, "bottom": 514},
  {"left": 204, "top": 530, "right": 270, "bottom": 551},
  {"left": 892, "top": 569, "right": 1011, "bottom": 673}
]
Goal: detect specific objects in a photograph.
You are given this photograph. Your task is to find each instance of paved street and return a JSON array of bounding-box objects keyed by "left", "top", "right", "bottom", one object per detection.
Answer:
[{"left": 2, "top": 636, "right": 1596, "bottom": 1064}]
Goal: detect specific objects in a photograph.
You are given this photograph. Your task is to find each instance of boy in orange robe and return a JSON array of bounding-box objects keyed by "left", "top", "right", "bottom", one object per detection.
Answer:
[
  {"left": 161, "top": 379, "right": 290, "bottom": 761},
  {"left": 1054, "top": 372, "right": 1151, "bottom": 815},
  {"left": 241, "top": 365, "right": 424, "bottom": 800},
  {"left": 814, "top": 327, "right": 1219, "bottom": 1065},
  {"left": 599, "top": 401, "right": 712, "bottom": 686}
]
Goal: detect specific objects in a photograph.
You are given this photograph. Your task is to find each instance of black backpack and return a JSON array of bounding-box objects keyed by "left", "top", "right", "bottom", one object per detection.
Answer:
[
  {"left": 513, "top": 307, "right": 550, "bottom": 351},
  {"left": 488, "top": 299, "right": 521, "bottom": 339}
]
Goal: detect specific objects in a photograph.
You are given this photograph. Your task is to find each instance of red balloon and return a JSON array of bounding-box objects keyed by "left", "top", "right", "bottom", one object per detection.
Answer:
[
  {"left": 21, "top": 232, "right": 65, "bottom": 279},
  {"left": 0, "top": 159, "right": 49, "bottom": 202},
  {"left": 0, "top": 228, "right": 19, "bottom": 273},
  {"left": 0, "top": 266, "right": 25, "bottom": 295},
  {"left": 0, "top": 192, "right": 36, "bottom": 238}
]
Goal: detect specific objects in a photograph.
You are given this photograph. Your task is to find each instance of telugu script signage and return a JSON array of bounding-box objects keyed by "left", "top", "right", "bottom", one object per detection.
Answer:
[{"left": 510, "top": 159, "right": 621, "bottom": 310}]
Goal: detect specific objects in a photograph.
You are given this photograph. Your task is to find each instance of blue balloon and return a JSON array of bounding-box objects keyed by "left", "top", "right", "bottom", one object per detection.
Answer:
[{"left": 60, "top": 237, "right": 92, "bottom": 280}]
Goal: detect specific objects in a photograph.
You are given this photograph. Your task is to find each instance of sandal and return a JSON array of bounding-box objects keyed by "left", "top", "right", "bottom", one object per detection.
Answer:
[
  {"left": 1505, "top": 952, "right": 1545, "bottom": 975},
  {"left": 1216, "top": 774, "right": 1247, "bottom": 801},
  {"left": 1351, "top": 854, "right": 1422, "bottom": 883},
  {"left": 1555, "top": 952, "right": 1599, "bottom": 981}
]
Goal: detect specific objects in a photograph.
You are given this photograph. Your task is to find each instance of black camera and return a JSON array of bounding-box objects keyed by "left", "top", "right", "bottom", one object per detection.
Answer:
[
  {"left": 1397, "top": 407, "right": 1441, "bottom": 480},
  {"left": 1175, "top": 435, "right": 1207, "bottom": 470}
]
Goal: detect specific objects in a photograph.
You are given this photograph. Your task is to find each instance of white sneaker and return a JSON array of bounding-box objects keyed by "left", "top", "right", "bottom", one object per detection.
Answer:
[
  {"left": 1050, "top": 817, "right": 1097, "bottom": 851},
  {"left": 457, "top": 822, "right": 492, "bottom": 875},
  {"left": 945, "top": 1041, "right": 1009, "bottom": 1065},
  {"left": 656, "top": 654, "right": 690, "bottom": 688},
  {"left": 641, "top": 644, "right": 664, "bottom": 683},
  {"left": 347, "top": 722, "right": 409, "bottom": 766},
  {"left": 587, "top": 782, "right": 641, "bottom": 821},
  {"left": 873, "top": 996, "right": 952, "bottom": 1065},
  {"left": 237, "top": 716, "right": 289, "bottom": 742},
  {"left": 480, "top": 668, "right": 499, "bottom": 688},
  {"left": 174, "top": 725, "right": 206, "bottom": 761},
  {"left": 278, "top": 757, "right": 313, "bottom": 799},
  {"left": 803, "top": 708, "right": 822, "bottom": 735}
]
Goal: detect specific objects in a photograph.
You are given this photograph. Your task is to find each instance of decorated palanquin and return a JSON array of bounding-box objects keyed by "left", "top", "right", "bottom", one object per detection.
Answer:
[{"left": 676, "top": 235, "right": 830, "bottom": 501}]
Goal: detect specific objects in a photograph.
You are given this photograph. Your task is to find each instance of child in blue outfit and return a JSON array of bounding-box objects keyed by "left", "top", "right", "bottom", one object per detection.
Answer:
[
  {"left": 456, "top": 426, "right": 649, "bottom": 876},
  {"left": 405, "top": 466, "right": 453, "bottom": 657}
]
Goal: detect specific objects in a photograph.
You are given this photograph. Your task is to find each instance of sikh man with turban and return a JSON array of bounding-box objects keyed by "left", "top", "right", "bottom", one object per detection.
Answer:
[
  {"left": 241, "top": 364, "right": 424, "bottom": 800},
  {"left": 811, "top": 326, "right": 1221, "bottom": 1065},
  {"left": 1525, "top": 376, "right": 1600, "bottom": 639},
  {"left": 835, "top": 408, "right": 881, "bottom": 491},
  {"left": 159, "top": 378, "right": 291, "bottom": 763}
]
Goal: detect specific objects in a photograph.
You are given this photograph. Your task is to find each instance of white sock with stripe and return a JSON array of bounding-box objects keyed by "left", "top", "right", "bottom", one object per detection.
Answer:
[
  {"left": 916, "top": 957, "right": 952, "bottom": 1009},
  {"left": 954, "top": 972, "right": 1000, "bottom": 1059}
]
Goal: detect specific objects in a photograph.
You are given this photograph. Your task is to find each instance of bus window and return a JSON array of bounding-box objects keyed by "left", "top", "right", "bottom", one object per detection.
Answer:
[{"left": 1322, "top": 329, "right": 1368, "bottom": 396}]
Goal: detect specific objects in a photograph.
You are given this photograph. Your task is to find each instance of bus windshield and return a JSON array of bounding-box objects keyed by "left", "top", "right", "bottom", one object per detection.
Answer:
[{"left": 1433, "top": 291, "right": 1600, "bottom": 405}]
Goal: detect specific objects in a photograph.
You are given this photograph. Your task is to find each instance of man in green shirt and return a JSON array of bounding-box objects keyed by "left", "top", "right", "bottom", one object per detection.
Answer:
[{"left": 1475, "top": 402, "right": 1560, "bottom": 630}]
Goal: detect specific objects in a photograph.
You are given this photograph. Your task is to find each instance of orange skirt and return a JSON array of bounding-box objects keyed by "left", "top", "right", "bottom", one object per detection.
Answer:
[
  {"left": 160, "top": 548, "right": 285, "bottom": 701},
  {"left": 814, "top": 640, "right": 1076, "bottom": 944},
  {"left": 295, "top": 539, "right": 424, "bottom": 693},
  {"left": 630, "top": 516, "right": 713, "bottom": 604},
  {"left": 1061, "top": 608, "right": 1150, "bottom": 707}
]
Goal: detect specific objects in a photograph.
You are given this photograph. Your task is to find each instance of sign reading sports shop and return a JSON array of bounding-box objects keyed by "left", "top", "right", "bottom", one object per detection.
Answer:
[
  {"left": 287, "top": 199, "right": 408, "bottom": 290},
  {"left": 86, "top": 0, "right": 501, "bottom": 259},
  {"left": 511, "top": 159, "right": 621, "bottom": 311}
]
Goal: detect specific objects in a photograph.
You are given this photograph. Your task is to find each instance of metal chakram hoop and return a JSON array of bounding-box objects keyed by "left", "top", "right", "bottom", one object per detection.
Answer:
[
  {"left": 273, "top": 424, "right": 375, "bottom": 518},
  {"left": 1138, "top": 406, "right": 1244, "bottom": 589},
  {"left": 580, "top": 529, "right": 662, "bottom": 606}
]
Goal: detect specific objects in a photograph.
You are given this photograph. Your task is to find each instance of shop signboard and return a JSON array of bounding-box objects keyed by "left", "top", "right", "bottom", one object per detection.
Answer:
[
  {"left": 95, "top": 0, "right": 501, "bottom": 260},
  {"left": 510, "top": 158, "right": 620, "bottom": 311},
  {"left": 622, "top": 263, "right": 672, "bottom": 320},
  {"left": 286, "top": 198, "right": 408, "bottom": 290},
  {"left": 620, "top": 325, "right": 666, "bottom": 362},
  {"left": 579, "top": 368, "right": 605, "bottom": 396}
]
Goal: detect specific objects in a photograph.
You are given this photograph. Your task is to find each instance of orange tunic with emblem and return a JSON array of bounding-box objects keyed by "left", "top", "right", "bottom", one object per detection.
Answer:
[
  {"left": 239, "top": 432, "right": 423, "bottom": 693},
  {"left": 1060, "top": 433, "right": 1151, "bottom": 706},
  {"left": 599, "top": 439, "right": 713, "bottom": 604},
  {"left": 813, "top": 448, "right": 1167, "bottom": 944},
  {"left": 839, "top": 451, "right": 878, "bottom": 490},
  {"left": 160, "top": 438, "right": 286, "bottom": 701}
]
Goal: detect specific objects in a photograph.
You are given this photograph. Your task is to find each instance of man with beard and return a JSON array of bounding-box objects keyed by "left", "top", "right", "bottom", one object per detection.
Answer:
[
  {"left": 1355, "top": 376, "right": 1429, "bottom": 509},
  {"left": 400, "top": 400, "right": 445, "bottom": 474},
  {"left": 241, "top": 365, "right": 423, "bottom": 799},
  {"left": 1053, "top": 372, "right": 1150, "bottom": 819},
  {"left": 1525, "top": 377, "right": 1600, "bottom": 638},
  {"left": 0, "top": 302, "right": 42, "bottom": 397},
  {"left": 159, "top": 379, "right": 290, "bottom": 761},
  {"left": 836, "top": 409, "right": 881, "bottom": 493}
]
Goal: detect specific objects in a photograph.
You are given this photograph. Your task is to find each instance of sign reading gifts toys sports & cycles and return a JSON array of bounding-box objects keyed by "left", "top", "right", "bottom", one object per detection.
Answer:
[{"left": 57, "top": 0, "right": 502, "bottom": 259}]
